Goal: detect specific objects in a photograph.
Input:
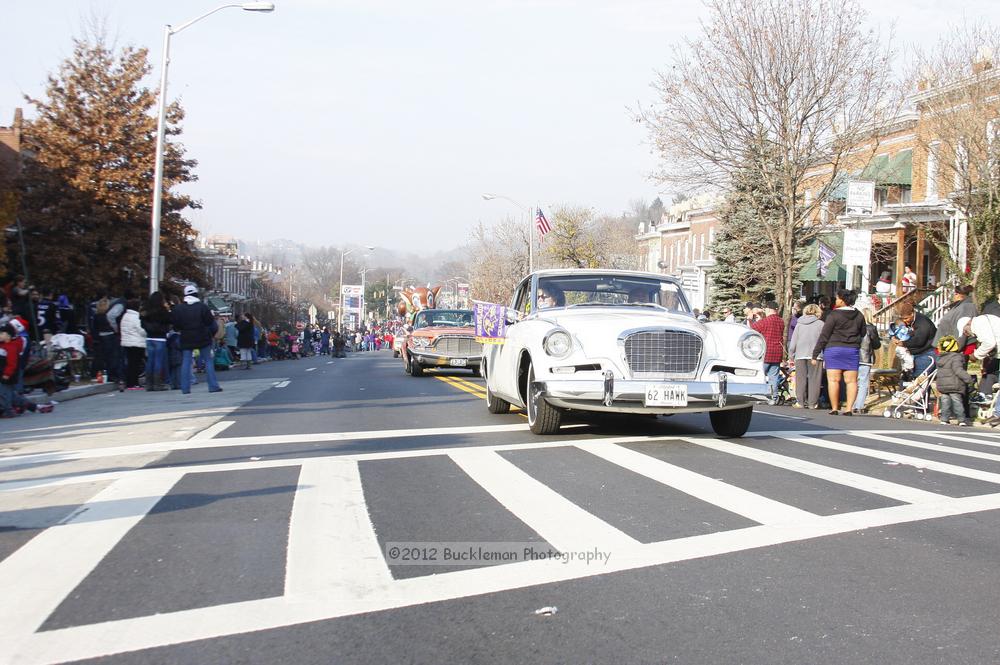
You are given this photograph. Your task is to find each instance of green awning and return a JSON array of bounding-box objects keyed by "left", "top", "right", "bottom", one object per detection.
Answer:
[
  {"left": 206, "top": 296, "right": 232, "bottom": 313},
  {"left": 857, "top": 150, "right": 912, "bottom": 186},
  {"left": 859, "top": 154, "right": 889, "bottom": 182},
  {"left": 798, "top": 233, "right": 847, "bottom": 282},
  {"left": 882, "top": 149, "right": 912, "bottom": 186},
  {"left": 827, "top": 171, "right": 853, "bottom": 200}
]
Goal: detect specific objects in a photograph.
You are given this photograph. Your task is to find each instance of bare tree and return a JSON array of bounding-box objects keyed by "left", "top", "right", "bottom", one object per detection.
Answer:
[
  {"left": 909, "top": 23, "right": 1000, "bottom": 301},
  {"left": 468, "top": 218, "right": 530, "bottom": 304},
  {"left": 642, "top": 0, "right": 899, "bottom": 311}
]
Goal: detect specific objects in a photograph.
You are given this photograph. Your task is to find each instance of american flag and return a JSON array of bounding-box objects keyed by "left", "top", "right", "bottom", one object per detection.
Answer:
[{"left": 536, "top": 208, "right": 552, "bottom": 237}]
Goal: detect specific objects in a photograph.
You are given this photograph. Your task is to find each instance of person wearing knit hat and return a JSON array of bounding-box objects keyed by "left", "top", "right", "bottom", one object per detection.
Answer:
[
  {"left": 170, "top": 284, "right": 223, "bottom": 394},
  {"left": 935, "top": 335, "right": 973, "bottom": 426}
]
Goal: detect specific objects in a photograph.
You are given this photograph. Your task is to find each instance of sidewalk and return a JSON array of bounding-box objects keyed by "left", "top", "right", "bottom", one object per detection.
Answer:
[{"left": 0, "top": 376, "right": 286, "bottom": 534}]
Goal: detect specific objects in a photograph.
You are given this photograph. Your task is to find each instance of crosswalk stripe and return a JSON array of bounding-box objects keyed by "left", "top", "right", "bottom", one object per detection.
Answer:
[
  {"left": 0, "top": 472, "right": 184, "bottom": 658},
  {"left": 928, "top": 431, "right": 1000, "bottom": 448},
  {"left": 576, "top": 442, "right": 815, "bottom": 524},
  {"left": 20, "top": 490, "right": 1000, "bottom": 665},
  {"left": 448, "top": 448, "right": 640, "bottom": 553},
  {"left": 191, "top": 421, "right": 235, "bottom": 440},
  {"left": 681, "top": 437, "right": 944, "bottom": 504},
  {"left": 774, "top": 434, "right": 1000, "bottom": 485},
  {"left": 285, "top": 459, "right": 392, "bottom": 597},
  {"left": 853, "top": 431, "right": 1000, "bottom": 463}
]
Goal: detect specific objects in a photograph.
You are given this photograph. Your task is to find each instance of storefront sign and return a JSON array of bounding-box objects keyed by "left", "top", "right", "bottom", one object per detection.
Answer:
[
  {"left": 846, "top": 181, "right": 875, "bottom": 215},
  {"left": 842, "top": 229, "right": 872, "bottom": 266}
]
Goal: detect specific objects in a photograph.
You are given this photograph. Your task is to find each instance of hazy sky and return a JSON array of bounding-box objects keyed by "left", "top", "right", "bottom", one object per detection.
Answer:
[{"left": 3, "top": 1, "right": 996, "bottom": 253}]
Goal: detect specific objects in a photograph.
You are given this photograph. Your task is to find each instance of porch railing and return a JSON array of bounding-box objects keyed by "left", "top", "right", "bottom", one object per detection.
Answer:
[{"left": 872, "top": 285, "right": 951, "bottom": 333}]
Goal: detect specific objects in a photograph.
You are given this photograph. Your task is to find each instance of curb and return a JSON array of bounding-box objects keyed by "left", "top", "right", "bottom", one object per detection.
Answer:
[{"left": 36, "top": 382, "right": 120, "bottom": 404}]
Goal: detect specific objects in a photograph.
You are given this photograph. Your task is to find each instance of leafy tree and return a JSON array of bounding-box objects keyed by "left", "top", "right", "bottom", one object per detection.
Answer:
[
  {"left": 12, "top": 31, "right": 202, "bottom": 300},
  {"left": 544, "top": 205, "right": 601, "bottom": 268}
]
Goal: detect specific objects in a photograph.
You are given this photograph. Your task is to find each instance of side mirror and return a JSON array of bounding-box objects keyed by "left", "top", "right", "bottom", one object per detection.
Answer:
[{"left": 505, "top": 310, "right": 520, "bottom": 325}]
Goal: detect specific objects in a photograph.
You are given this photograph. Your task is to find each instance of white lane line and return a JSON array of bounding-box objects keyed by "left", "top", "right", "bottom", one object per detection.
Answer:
[
  {"left": 190, "top": 421, "right": 235, "bottom": 441},
  {"left": 576, "top": 442, "right": 815, "bottom": 524},
  {"left": 305, "top": 368, "right": 317, "bottom": 372},
  {"left": 0, "top": 435, "right": 659, "bottom": 494},
  {"left": 274, "top": 380, "right": 291, "bottom": 388},
  {"left": 681, "top": 437, "right": 944, "bottom": 504},
  {"left": 284, "top": 459, "right": 392, "bottom": 597},
  {"left": 0, "top": 472, "right": 183, "bottom": 661},
  {"left": 774, "top": 434, "right": 1000, "bottom": 485},
  {"left": 921, "top": 431, "right": 1000, "bottom": 449},
  {"left": 757, "top": 411, "right": 809, "bottom": 421},
  {"left": 326, "top": 361, "right": 334, "bottom": 365},
  {"left": 848, "top": 431, "right": 1000, "bottom": 464},
  {"left": 0, "top": 423, "right": 538, "bottom": 471},
  {"left": 18, "top": 491, "right": 1000, "bottom": 665},
  {"left": 448, "top": 447, "right": 640, "bottom": 553}
]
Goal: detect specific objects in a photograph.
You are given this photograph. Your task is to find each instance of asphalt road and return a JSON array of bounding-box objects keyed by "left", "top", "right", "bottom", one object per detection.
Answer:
[{"left": 3, "top": 350, "right": 1000, "bottom": 664}]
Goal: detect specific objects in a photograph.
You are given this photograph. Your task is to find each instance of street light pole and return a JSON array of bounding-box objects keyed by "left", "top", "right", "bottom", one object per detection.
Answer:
[
  {"left": 338, "top": 245, "right": 374, "bottom": 331},
  {"left": 482, "top": 193, "right": 534, "bottom": 272},
  {"left": 148, "top": 2, "right": 275, "bottom": 295}
]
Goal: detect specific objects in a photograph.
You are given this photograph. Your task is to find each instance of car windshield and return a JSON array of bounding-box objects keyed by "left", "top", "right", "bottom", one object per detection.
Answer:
[
  {"left": 534, "top": 275, "right": 690, "bottom": 313},
  {"left": 412, "top": 309, "right": 474, "bottom": 329}
]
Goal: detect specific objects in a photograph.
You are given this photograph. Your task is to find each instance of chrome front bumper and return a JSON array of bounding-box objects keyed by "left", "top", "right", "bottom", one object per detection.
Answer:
[
  {"left": 533, "top": 373, "right": 769, "bottom": 414},
  {"left": 410, "top": 350, "right": 483, "bottom": 368}
]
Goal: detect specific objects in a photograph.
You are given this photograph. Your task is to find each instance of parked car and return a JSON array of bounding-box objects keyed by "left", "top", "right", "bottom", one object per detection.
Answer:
[
  {"left": 392, "top": 333, "right": 405, "bottom": 358},
  {"left": 402, "top": 309, "right": 483, "bottom": 376},
  {"left": 482, "top": 269, "right": 769, "bottom": 436}
]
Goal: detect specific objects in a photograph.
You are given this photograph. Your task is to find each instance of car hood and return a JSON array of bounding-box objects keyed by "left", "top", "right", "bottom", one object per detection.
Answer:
[
  {"left": 412, "top": 325, "right": 476, "bottom": 339},
  {"left": 535, "top": 307, "right": 704, "bottom": 338}
]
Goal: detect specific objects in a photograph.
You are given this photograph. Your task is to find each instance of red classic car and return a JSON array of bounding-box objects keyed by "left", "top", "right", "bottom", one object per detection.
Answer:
[{"left": 401, "top": 309, "right": 483, "bottom": 377}]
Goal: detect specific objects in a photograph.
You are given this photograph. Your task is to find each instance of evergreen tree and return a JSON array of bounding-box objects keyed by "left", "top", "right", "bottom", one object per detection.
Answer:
[{"left": 12, "top": 32, "right": 202, "bottom": 300}]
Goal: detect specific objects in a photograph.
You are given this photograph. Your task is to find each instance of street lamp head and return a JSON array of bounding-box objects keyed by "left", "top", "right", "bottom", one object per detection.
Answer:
[
  {"left": 365, "top": 245, "right": 376, "bottom": 251},
  {"left": 481, "top": 193, "right": 496, "bottom": 201},
  {"left": 240, "top": 2, "right": 275, "bottom": 11}
]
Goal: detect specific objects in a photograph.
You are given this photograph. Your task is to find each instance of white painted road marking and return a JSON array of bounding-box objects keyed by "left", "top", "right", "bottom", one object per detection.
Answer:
[
  {"left": 274, "top": 380, "right": 291, "bottom": 388},
  {"left": 191, "top": 421, "right": 235, "bottom": 440},
  {"left": 683, "top": 437, "right": 944, "bottom": 504},
  {"left": 577, "top": 441, "right": 816, "bottom": 524},
  {"left": 0, "top": 472, "right": 184, "bottom": 662},
  {"left": 449, "top": 447, "right": 640, "bottom": 553},
  {"left": 6, "top": 428, "right": 1000, "bottom": 663},
  {"left": 306, "top": 368, "right": 317, "bottom": 372},
  {"left": 285, "top": 459, "right": 392, "bottom": 597}
]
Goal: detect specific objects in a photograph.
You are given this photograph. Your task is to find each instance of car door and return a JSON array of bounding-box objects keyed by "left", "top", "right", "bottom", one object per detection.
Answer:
[{"left": 488, "top": 278, "right": 531, "bottom": 403}]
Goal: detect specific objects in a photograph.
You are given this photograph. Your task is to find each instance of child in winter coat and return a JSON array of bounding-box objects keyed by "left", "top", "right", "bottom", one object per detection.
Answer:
[{"left": 935, "top": 335, "right": 974, "bottom": 426}]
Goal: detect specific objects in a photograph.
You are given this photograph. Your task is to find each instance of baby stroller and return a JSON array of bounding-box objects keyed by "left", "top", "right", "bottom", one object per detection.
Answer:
[
  {"left": 774, "top": 364, "right": 795, "bottom": 406},
  {"left": 883, "top": 364, "right": 938, "bottom": 421}
]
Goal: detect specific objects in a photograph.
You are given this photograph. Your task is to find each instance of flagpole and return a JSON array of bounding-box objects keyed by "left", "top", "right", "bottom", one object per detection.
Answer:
[{"left": 528, "top": 205, "right": 534, "bottom": 273}]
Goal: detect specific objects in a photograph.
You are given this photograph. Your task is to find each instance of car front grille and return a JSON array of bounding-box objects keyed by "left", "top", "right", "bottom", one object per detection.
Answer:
[
  {"left": 623, "top": 330, "right": 702, "bottom": 378},
  {"left": 434, "top": 336, "right": 483, "bottom": 357}
]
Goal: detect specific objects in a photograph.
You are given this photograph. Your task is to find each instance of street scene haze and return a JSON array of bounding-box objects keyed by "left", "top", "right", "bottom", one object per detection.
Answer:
[{"left": 3, "top": 1, "right": 1000, "bottom": 663}]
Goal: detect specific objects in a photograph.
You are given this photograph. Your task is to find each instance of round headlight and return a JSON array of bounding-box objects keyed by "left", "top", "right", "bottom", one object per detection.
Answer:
[
  {"left": 543, "top": 330, "right": 573, "bottom": 358},
  {"left": 739, "top": 332, "right": 766, "bottom": 361}
]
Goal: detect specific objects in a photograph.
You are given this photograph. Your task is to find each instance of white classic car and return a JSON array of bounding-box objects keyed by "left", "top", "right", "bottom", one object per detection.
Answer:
[{"left": 482, "top": 269, "right": 770, "bottom": 436}]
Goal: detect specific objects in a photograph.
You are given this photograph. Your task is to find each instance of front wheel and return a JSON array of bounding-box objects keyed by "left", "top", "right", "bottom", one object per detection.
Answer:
[
  {"left": 526, "top": 364, "right": 562, "bottom": 434},
  {"left": 408, "top": 356, "right": 424, "bottom": 376},
  {"left": 471, "top": 365, "right": 482, "bottom": 378},
  {"left": 709, "top": 406, "right": 752, "bottom": 438}
]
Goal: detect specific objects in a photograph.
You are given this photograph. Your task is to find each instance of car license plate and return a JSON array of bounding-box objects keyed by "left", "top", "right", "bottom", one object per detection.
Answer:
[
  {"left": 644, "top": 383, "right": 688, "bottom": 407},
  {"left": 449, "top": 358, "right": 468, "bottom": 367}
]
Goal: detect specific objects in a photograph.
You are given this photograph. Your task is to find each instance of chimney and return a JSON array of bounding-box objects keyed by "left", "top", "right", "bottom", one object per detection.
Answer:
[{"left": 973, "top": 46, "right": 994, "bottom": 74}]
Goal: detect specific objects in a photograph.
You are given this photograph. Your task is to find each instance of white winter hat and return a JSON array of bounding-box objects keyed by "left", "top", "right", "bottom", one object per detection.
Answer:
[{"left": 184, "top": 284, "right": 198, "bottom": 296}]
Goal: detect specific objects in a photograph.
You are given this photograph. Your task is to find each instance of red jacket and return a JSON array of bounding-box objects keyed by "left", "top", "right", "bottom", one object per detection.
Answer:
[
  {"left": 750, "top": 313, "right": 786, "bottom": 364},
  {"left": 0, "top": 338, "right": 21, "bottom": 383}
]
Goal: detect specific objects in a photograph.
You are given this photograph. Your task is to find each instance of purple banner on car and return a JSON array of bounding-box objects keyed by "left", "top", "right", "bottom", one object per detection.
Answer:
[{"left": 474, "top": 301, "right": 508, "bottom": 344}]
